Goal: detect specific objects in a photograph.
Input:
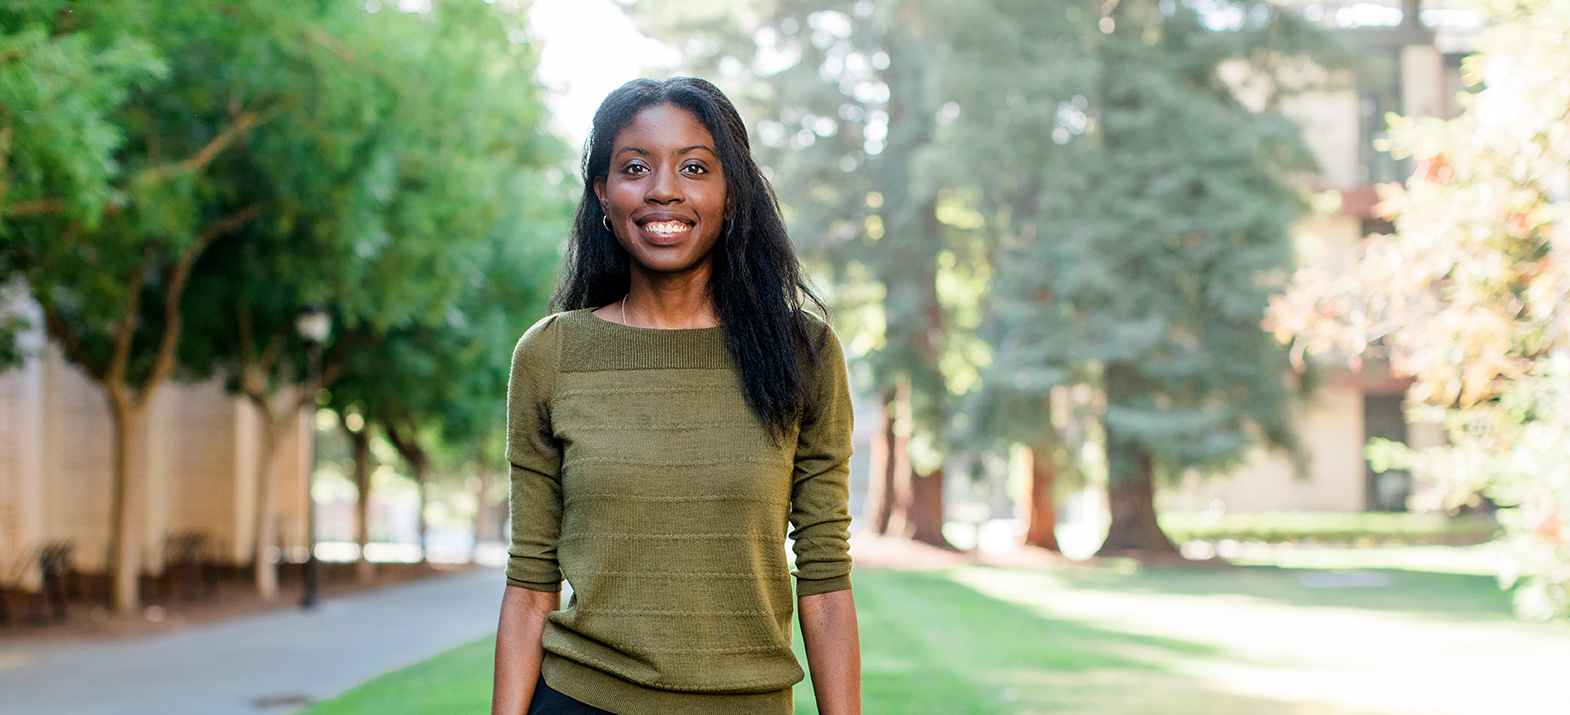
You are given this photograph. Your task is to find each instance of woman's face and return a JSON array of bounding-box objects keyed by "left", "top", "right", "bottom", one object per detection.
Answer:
[{"left": 594, "top": 103, "right": 728, "bottom": 278}]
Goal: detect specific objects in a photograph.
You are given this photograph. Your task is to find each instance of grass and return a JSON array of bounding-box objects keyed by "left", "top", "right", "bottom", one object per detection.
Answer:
[{"left": 304, "top": 547, "right": 1569, "bottom": 715}]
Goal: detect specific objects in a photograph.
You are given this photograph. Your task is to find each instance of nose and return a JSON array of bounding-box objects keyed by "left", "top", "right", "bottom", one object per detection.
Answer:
[{"left": 645, "top": 164, "right": 683, "bottom": 205}]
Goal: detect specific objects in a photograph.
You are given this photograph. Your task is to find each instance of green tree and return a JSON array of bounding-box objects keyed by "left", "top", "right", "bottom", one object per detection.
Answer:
[
  {"left": 1271, "top": 0, "right": 1570, "bottom": 618},
  {"left": 3, "top": 0, "right": 566, "bottom": 609},
  {"left": 0, "top": 0, "right": 345, "bottom": 612},
  {"left": 928, "top": 0, "right": 1093, "bottom": 552},
  {"left": 172, "top": 0, "right": 449, "bottom": 600},
  {"left": 981, "top": 0, "right": 1337, "bottom": 558},
  {"left": 304, "top": 0, "right": 565, "bottom": 572}
]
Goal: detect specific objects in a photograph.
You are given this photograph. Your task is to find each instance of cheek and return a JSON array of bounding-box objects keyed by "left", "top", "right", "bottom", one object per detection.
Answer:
[
  {"left": 605, "top": 179, "right": 640, "bottom": 213},
  {"left": 702, "top": 184, "right": 729, "bottom": 222}
]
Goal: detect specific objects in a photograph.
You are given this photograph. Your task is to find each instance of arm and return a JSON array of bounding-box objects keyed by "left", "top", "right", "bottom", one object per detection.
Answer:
[
  {"left": 492, "top": 317, "right": 565, "bottom": 714},
  {"left": 799, "top": 588, "right": 862, "bottom": 715},
  {"left": 789, "top": 321, "right": 860, "bottom": 713},
  {"left": 492, "top": 586, "right": 560, "bottom": 715}
]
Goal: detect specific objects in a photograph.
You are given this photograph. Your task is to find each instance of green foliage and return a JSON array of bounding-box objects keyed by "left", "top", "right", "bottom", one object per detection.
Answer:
[
  {"left": 3, "top": 0, "right": 371, "bottom": 388},
  {"left": 1158, "top": 510, "right": 1498, "bottom": 546},
  {"left": 979, "top": 0, "right": 1338, "bottom": 484},
  {"left": 318, "top": 1, "right": 571, "bottom": 484},
  {"left": 0, "top": 2, "right": 165, "bottom": 228},
  {"left": 1, "top": 0, "right": 571, "bottom": 603},
  {"left": 1273, "top": 0, "right": 1570, "bottom": 619}
]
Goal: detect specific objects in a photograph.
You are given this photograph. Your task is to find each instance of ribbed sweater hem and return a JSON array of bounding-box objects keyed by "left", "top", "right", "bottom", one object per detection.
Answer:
[{"left": 543, "top": 653, "right": 793, "bottom": 715}]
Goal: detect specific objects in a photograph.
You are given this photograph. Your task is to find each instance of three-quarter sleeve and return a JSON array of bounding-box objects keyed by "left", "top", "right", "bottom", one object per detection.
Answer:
[
  {"left": 505, "top": 314, "right": 564, "bottom": 592},
  {"left": 789, "top": 322, "right": 855, "bottom": 596}
]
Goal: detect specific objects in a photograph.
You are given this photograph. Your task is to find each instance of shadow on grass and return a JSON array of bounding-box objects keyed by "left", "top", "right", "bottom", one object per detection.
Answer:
[
  {"left": 833, "top": 568, "right": 1388, "bottom": 715},
  {"left": 1046, "top": 563, "right": 1515, "bottom": 620}
]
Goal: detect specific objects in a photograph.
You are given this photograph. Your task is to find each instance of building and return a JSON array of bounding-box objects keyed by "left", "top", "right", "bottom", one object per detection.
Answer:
[{"left": 1164, "top": 0, "right": 1480, "bottom": 513}]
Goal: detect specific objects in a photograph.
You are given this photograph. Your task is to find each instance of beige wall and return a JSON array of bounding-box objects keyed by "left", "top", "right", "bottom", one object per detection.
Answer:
[
  {"left": 1283, "top": 89, "right": 1363, "bottom": 189},
  {"left": 0, "top": 328, "right": 312, "bottom": 582},
  {"left": 1162, "top": 32, "right": 1460, "bottom": 515},
  {"left": 1165, "top": 384, "right": 1369, "bottom": 512}
]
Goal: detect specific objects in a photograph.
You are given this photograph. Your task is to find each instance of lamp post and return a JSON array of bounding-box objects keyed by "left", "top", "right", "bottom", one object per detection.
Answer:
[{"left": 296, "top": 308, "right": 331, "bottom": 609}]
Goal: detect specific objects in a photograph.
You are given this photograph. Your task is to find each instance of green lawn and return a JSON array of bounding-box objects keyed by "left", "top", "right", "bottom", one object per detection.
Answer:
[{"left": 305, "top": 548, "right": 1570, "bottom": 715}]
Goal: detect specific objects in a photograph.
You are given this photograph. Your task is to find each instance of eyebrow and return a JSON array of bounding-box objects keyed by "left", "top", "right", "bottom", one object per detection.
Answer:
[{"left": 614, "top": 145, "right": 717, "bottom": 158}]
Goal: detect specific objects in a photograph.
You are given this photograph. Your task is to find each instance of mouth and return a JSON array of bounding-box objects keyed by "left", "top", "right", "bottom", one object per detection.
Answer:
[{"left": 635, "top": 217, "right": 695, "bottom": 245}]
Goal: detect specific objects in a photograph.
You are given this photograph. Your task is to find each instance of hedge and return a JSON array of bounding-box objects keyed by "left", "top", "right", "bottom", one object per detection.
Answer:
[{"left": 1157, "top": 511, "right": 1499, "bottom": 546}]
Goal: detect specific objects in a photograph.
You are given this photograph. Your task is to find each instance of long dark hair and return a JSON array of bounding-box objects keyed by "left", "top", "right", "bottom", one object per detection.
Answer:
[{"left": 553, "top": 77, "right": 828, "bottom": 439}]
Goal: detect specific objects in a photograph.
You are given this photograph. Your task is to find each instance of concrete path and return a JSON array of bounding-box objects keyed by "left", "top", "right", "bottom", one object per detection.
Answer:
[{"left": 0, "top": 568, "right": 505, "bottom": 715}]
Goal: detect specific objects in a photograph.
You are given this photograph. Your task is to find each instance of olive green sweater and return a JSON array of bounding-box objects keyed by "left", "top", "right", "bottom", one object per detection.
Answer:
[{"left": 505, "top": 308, "right": 854, "bottom": 715}]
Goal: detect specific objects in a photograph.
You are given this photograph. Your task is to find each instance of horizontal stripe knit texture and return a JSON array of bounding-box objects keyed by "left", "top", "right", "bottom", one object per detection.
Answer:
[{"left": 505, "top": 308, "right": 854, "bottom": 715}]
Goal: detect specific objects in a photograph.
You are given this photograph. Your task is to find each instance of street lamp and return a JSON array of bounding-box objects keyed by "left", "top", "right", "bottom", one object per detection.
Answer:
[{"left": 295, "top": 307, "right": 331, "bottom": 609}]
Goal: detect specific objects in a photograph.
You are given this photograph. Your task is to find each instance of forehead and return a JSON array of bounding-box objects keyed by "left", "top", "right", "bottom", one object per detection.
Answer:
[{"left": 613, "top": 103, "right": 716, "bottom": 151}]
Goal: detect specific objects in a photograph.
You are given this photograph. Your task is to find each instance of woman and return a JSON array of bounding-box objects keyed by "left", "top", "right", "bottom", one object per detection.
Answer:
[{"left": 491, "top": 77, "right": 862, "bottom": 715}]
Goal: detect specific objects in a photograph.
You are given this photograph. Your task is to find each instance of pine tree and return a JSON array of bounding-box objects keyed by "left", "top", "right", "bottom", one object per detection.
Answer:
[{"left": 982, "top": 0, "right": 1334, "bottom": 558}]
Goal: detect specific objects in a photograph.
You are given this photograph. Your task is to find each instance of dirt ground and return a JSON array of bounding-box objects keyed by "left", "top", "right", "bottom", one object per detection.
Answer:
[{"left": 0, "top": 561, "right": 473, "bottom": 643}]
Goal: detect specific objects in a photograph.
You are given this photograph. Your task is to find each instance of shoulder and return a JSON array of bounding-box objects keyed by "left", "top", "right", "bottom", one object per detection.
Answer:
[
  {"left": 510, "top": 309, "right": 589, "bottom": 377},
  {"left": 798, "top": 310, "right": 847, "bottom": 395},
  {"left": 800, "top": 310, "right": 845, "bottom": 363},
  {"left": 513, "top": 309, "right": 592, "bottom": 361}
]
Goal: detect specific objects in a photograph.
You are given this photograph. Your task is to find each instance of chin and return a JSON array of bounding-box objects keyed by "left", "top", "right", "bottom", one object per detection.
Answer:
[{"left": 631, "top": 248, "right": 715, "bottom": 276}]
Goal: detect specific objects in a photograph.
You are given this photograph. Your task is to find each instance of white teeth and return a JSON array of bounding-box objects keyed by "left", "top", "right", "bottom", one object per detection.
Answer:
[{"left": 644, "top": 220, "right": 689, "bottom": 234}]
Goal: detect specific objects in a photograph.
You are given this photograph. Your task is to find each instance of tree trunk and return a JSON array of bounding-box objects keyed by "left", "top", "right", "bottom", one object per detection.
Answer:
[
  {"left": 251, "top": 408, "right": 282, "bottom": 600},
  {"left": 1095, "top": 447, "right": 1177, "bottom": 557},
  {"left": 883, "top": 396, "right": 914, "bottom": 537},
  {"left": 414, "top": 465, "right": 428, "bottom": 563},
  {"left": 899, "top": 468, "right": 952, "bottom": 549},
  {"left": 862, "top": 388, "right": 899, "bottom": 535},
  {"left": 344, "top": 419, "right": 374, "bottom": 583},
  {"left": 105, "top": 392, "right": 144, "bottom": 614},
  {"left": 472, "top": 455, "right": 493, "bottom": 563},
  {"left": 1096, "top": 363, "right": 1180, "bottom": 558},
  {"left": 383, "top": 421, "right": 429, "bottom": 563},
  {"left": 1023, "top": 442, "right": 1061, "bottom": 552}
]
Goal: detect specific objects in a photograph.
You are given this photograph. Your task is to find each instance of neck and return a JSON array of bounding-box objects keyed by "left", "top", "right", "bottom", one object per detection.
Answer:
[{"left": 623, "top": 263, "right": 721, "bottom": 329}]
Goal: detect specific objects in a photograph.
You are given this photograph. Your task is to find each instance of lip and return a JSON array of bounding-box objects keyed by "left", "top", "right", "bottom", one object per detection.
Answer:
[{"left": 633, "top": 211, "right": 696, "bottom": 246}]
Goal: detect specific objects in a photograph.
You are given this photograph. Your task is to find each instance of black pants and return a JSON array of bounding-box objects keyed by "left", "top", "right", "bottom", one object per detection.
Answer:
[{"left": 527, "top": 676, "right": 615, "bottom": 715}]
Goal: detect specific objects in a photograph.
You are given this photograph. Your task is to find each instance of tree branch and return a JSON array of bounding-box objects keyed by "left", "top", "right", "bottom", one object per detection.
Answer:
[
  {"left": 381, "top": 413, "right": 427, "bottom": 474},
  {"left": 133, "top": 203, "right": 263, "bottom": 411},
  {"left": 259, "top": 331, "right": 287, "bottom": 378},
  {"left": 7, "top": 107, "right": 278, "bottom": 221},
  {"left": 4, "top": 197, "right": 66, "bottom": 218},
  {"left": 104, "top": 251, "right": 153, "bottom": 387},
  {"left": 141, "top": 108, "right": 274, "bottom": 182}
]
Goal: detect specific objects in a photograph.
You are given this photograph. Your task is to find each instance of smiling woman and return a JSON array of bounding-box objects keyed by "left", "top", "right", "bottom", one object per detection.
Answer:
[
  {"left": 490, "top": 77, "right": 863, "bottom": 715},
  {"left": 593, "top": 103, "right": 729, "bottom": 295}
]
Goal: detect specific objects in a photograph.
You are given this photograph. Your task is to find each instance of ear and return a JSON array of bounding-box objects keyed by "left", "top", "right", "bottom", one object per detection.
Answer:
[{"left": 593, "top": 176, "right": 608, "bottom": 213}]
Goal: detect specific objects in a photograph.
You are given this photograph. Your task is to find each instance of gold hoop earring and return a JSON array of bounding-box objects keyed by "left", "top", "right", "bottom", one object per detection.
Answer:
[{"left": 602, "top": 215, "right": 613, "bottom": 233}]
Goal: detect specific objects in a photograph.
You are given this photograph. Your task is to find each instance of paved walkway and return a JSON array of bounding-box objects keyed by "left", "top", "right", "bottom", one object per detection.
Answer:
[{"left": 0, "top": 568, "right": 505, "bottom": 715}]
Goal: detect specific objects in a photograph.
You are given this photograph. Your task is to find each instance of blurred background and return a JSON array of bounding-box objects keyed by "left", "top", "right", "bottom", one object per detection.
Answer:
[{"left": 2, "top": 0, "right": 1568, "bottom": 713}]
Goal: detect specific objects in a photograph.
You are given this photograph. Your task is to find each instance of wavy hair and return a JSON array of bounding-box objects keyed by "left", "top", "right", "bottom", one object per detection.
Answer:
[{"left": 552, "top": 77, "right": 828, "bottom": 439}]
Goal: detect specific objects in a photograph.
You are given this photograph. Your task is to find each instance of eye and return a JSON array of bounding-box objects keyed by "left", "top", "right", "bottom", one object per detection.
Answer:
[
  {"left": 681, "top": 162, "right": 709, "bottom": 175},
  {"left": 622, "top": 162, "right": 649, "bottom": 175}
]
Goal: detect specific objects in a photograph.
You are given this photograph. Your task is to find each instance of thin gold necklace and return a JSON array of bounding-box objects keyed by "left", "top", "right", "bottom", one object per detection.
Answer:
[{"left": 620, "top": 293, "right": 630, "bottom": 326}]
